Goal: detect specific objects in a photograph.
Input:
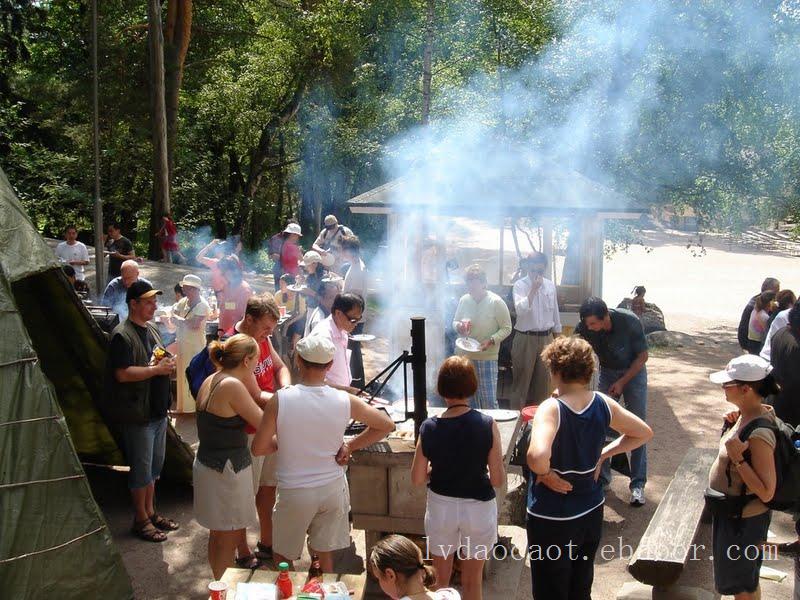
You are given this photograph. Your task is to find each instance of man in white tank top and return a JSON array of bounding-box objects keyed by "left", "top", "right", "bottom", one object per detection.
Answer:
[{"left": 252, "top": 335, "right": 394, "bottom": 572}]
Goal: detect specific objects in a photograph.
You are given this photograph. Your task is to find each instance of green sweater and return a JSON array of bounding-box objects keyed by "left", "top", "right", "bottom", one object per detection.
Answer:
[{"left": 452, "top": 291, "right": 512, "bottom": 361}]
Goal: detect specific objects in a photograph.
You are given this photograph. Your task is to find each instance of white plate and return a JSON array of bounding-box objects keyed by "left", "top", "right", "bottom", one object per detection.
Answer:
[
  {"left": 349, "top": 334, "right": 376, "bottom": 343},
  {"left": 455, "top": 337, "right": 481, "bottom": 353},
  {"left": 287, "top": 284, "right": 307, "bottom": 292},
  {"left": 322, "top": 274, "right": 343, "bottom": 283},
  {"left": 478, "top": 409, "right": 519, "bottom": 422}
]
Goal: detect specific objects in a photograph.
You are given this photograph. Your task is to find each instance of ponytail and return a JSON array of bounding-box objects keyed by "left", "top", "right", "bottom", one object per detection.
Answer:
[{"left": 208, "top": 334, "right": 258, "bottom": 370}]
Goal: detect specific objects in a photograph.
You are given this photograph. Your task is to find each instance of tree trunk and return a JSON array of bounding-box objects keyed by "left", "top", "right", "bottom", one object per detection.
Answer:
[
  {"left": 275, "top": 132, "right": 286, "bottom": 230},
  {"left": 164, "top": 0, "right": 193, "bottom": 183},
  {"left": 148, "top": 0, "right": 171, "bottom": 259},
  {"left": 235, "top": 73, "right": 306, "bottom": 243},
  {"left": 421, "top": 0, "right": 435, "bottom": 125}
]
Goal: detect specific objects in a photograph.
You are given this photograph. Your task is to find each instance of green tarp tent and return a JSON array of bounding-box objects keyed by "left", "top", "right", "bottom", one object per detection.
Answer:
[
  {"left": 0, "top": 173, "right": 133, "bottom": 595},
  {"left": 0, "top": 166, "right": 190, "bottom": 597}
]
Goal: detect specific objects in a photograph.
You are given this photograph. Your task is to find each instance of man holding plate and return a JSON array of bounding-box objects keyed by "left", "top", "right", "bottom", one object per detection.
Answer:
[{"left": 452, "top": 264, "right": 512, "bottom": 409}]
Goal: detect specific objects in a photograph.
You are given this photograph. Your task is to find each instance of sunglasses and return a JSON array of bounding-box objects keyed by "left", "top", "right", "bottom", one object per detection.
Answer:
[
  {"left": 346, "top": 315, "right": 361, "bottom": 324},
  {"left": 721, "top": 381, "right": 741, "bottom": 389}
]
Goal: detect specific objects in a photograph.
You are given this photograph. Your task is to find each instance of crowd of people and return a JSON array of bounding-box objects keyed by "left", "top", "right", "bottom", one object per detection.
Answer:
[{"left": 53, "top": 213, "right": 798, "bottom": 600}]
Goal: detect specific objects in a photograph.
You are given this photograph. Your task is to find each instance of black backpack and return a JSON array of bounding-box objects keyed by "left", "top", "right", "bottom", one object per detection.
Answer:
[{"left": 738, "top": 415, "right": 800, "bottom": 512}]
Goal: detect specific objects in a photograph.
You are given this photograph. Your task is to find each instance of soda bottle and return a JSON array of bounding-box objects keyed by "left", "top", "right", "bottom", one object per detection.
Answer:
[
  {"left": 307, "top": 554, "right": 322, "bottom": 582},
  {"left": 276, "top": 562, "right": 294, "bottom": 599}
]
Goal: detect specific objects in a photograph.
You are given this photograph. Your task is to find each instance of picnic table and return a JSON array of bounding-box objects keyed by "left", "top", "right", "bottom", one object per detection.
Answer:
[{"left": 221, "top": 567, "right": 366, "bottom": 599}]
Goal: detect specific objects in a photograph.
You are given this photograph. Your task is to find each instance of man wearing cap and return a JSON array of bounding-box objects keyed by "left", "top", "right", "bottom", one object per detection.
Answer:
[
  {"left": 310, "top": 293, "right": 365, "bottom": 392},
  {"left": 108, "top": 281, "right": 179, "bottom": 543},
  {"left": 575, "top": 296, "right": 649, "bottom": 506},
  {"left": 312, "top": 215, "right": 353, "bottom": 274},
  {"left": 169, "top": 274, "right": 210, "bottom": 413},
  {"left": 102, "top": 259, "right": 152, "bottom": 319},
  {"left": 252, "top": 335, "right": 394, "bottom": 572},
  {"left": 511, "top": 252, "right": 562, "bottom": 407}
]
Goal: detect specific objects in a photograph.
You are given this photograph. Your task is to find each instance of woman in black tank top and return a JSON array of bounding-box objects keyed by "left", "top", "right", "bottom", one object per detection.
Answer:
[
  {"left": 194, "top": 334, "right": 264, "bottom": 580},
  {"left": 411, "top": 357, "right": 505, "bottom": 600}
]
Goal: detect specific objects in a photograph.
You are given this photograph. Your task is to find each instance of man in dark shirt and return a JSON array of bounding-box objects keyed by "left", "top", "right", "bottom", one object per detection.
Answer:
[
  {"left": 768, "top": 301, "right": 800, "bottom": 554},
  {"left": 575, "top": 297, "right": 649, "bottom": 506},
  {"left": 769, "top": 301, "right": 800, "bottom": 427},
  {"left": 737, "top": 277, "right": 780, "bottom": 353},
  {"left": 105, "top": 223, "right": 136, "bottom": 279},
  {"left": 109, "top": 280, "right": 177, "bottom": 543}
]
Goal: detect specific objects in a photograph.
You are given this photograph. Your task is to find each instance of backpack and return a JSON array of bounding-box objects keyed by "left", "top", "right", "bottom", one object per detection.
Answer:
[
  {"left": 738, "top": 415, "right": 800, "bottom": 512},
  {"left": 186, "top": 347, "right": 216, "bottom": 400}
]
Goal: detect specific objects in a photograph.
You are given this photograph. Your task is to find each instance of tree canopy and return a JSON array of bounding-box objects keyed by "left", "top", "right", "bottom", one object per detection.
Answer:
[{"left": 2, "top": 0, "right": 800, "bottom": 260}]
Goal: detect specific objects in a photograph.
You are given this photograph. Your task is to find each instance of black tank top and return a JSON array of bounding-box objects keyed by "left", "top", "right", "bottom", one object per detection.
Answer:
[
  {"left": 420, "top": 409, "right": 495, "bottom": 501},
  {"left": 196, "top": 376, "right": 251, "bottom": 473}
]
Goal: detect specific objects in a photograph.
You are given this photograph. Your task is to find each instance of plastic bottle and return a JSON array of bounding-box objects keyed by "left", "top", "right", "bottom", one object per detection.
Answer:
[{"left": 276, "top": 562, "right": 293, "bottom": 599}]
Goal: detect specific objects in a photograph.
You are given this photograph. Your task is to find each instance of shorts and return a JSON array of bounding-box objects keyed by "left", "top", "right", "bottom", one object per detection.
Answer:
[
  {"left": 272, "top": 476, "right": 351, "bottom": 560},
  {"left": 120, "top": 418, "right": 167, "bottom": 489},
  {"left": 247, "top": 434, "right": 278, "bottom": 492},
  {"left": 424, "top": 489, "right": 498, "bottom": 559},
  {"left": 193, "top": 459, "right": 258, "bottom": 531},
  {"left": 712, "top": 511, "right": 771, "bottom": 595}
]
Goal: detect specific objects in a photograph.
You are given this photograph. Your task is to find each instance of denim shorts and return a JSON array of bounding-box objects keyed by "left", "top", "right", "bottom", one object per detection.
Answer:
[{"left": 120, "top": 418, "right": 167, "bottom": 489}]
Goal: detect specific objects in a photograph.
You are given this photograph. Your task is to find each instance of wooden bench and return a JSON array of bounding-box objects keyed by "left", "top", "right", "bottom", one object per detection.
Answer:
[{"left": 626, "top": 448, "right": 717, "bottom": 594}]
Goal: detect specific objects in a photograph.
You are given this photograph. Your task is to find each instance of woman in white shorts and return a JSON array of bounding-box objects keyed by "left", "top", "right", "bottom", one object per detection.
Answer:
[
  {"left": 193, "top": 334, "right": 264, "bottom": 579},
  {"left": 370, "top": 534, "right": 460, "bottom": 599},
  {"left": 411, "top": 356, "right": 505, "bottom": 600}
]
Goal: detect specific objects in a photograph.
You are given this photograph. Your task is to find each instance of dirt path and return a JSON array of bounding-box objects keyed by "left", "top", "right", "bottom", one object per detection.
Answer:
[{"left": 86, "top": 227, "right": 800, "bottom": 598}]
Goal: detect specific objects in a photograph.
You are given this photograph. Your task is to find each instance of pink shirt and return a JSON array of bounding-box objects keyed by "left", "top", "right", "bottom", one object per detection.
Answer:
[{"left": 310, "top": 315, "right": 351, "bottom": 387}]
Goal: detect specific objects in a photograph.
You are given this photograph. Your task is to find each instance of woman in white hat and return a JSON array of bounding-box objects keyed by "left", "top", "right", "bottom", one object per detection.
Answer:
[
  {"left": 170, "top": 273, "right": 211, "bottom": 412},
  {"left": 707, "top": 354, "right": 778, "bottom": 599},
  {"left": 299, "top": 250, "right": 329, "bottom": 304},
  {"left": 277, "top": 223, "right": 303, "bottom": 280}
]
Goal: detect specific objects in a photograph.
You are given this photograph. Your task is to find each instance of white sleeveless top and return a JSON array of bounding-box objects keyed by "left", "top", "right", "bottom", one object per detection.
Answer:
[{"left": 276, "top": 384, "right": 351, "bottom": 489}]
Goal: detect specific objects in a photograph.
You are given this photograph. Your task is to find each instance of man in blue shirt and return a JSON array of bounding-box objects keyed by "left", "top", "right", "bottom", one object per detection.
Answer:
[{"left": 575, "top": 296, "right": 649, "bottom": 506}]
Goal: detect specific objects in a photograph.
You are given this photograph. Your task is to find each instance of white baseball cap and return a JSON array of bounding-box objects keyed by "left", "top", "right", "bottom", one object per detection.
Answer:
[
  {"left": 324, "top": 215, "right": 338, "bottom": 226},
  {"left": 709, "top": 355, "right": 773, "bottom": 384},
  {"left": 296, "top": 335, "right": 335, "bottom": 364},
  {"left": 180, "top": 274, "right": 202, "bottom": 289},
  {"left": 300, "top": 250, "right": 322, "bottom": 267},
  {"left": 283, "top": 223, "right": 302, "bottom": 236}
]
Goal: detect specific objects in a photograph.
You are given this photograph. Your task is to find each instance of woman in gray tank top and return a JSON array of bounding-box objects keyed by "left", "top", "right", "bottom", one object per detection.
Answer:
[{"left": 193, "top": 334, "right": 264, "bottom": 580}]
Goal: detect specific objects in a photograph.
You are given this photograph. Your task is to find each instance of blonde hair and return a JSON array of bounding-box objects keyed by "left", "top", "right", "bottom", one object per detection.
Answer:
[
  {"left": 208, "top": 333, "right": 259, "bottom": 370},
  {"left": 369, "top": 535, "right": 436, "bottom": 589}
]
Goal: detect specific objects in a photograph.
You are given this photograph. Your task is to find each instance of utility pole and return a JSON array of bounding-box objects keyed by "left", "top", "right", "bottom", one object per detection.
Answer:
[{"left": 91, "top": 0, "right": 105, "bottom": 296}]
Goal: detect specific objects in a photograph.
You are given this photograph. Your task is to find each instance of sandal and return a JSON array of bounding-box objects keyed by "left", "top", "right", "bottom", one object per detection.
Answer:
[
  {"left": 131, "top": 518, "right": 167, "bottom": 543},
  {"left": 149, "top": 513, "right": 179, "bottom": 531},
  {"left": 254, "top": 542, "right": 273, "bottom": 561},
  {"left": 235, "top": 553, "right": 262, "bottom": 569}
]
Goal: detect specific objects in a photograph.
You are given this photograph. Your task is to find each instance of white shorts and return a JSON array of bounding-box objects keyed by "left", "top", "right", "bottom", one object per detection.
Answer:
[
  {"left": 193, "top": 459, "right": 258, "bottom": 531},
  {"left": 272, "top": 476, "right": 351, "bottom": 560},
  {"left": 247, "top": 434, "right": 278, "bottom": 492},
  {"left": 424, "top": 489, "right": 497, "bottom": 559}
]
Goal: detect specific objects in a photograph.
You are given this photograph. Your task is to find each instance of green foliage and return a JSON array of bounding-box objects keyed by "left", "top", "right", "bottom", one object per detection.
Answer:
[{"left": 3, "top": 0, "right": 800, "bottom": 263}]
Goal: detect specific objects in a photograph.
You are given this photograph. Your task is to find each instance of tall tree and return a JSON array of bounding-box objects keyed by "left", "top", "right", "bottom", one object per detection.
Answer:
[
  {"left": 164, "top": 0, "right": 193, "bottom": 179},
  {"left": 148, "top": 0, "right": 170, "bottom": 257}
]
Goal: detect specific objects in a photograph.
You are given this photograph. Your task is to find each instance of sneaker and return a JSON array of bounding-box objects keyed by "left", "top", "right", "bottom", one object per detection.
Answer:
[{"left": 630, "top": 487, "right": 645, "bottom": 507}]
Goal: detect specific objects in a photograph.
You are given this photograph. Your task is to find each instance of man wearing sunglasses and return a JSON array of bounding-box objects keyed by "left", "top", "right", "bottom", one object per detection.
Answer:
[
  {"left": 510, "top": 252, "right": 563, "bottom": 407},
  {"left": 308, "top": 292, "right": 364, "bottom": 393}
]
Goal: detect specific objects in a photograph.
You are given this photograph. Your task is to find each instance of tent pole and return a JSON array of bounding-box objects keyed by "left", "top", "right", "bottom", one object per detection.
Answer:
[{"left": 92, "top": 0, "right": 105, "bottom": 297}]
